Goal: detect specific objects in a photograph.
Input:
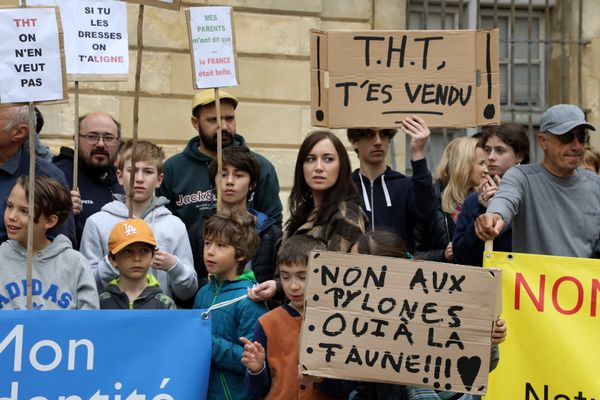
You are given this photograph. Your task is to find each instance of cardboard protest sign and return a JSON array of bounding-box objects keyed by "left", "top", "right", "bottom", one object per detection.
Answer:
[
  {"left": 126, "top": 0, "right": 181, "bottom": 11},
  {"left": 300, "top": 251, "right": 501, "bottom": 395},
  {"left": 0, "top": 7, "right": 67, "bottom": 103},
  {"left": 484, "top": 252, "right": 600, "bottom": 399},
  {"left": 187, "top": 6, "right": 239, "bottom": 89},
  {"left": 0, "top": 310, "right": 210, "bottom": 398},
  {"left": 310, "top": 29, "right": 500, "bottom": 128},
  {"left": 26, "top": 0, "right": 129, "bottom": 81}
]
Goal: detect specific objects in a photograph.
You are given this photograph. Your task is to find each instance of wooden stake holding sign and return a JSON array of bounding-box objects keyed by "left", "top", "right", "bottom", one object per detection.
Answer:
[
  {"left": 187, "top": 6, "right": 239, "bottom": 213},
  {"left": 27, "top": 0, "right": 129, "bottom": 204},
  {"left": 0, "top": 6, "right": 67, "bottom": 309}
]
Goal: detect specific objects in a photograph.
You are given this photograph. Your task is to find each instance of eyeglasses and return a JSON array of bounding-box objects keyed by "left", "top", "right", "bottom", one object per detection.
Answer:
[
  {"left": 80, "top": 133, "right": 119, "bottom": 146},
  {"left": 557, "top": 130, "right": 588, "bottom": 145}
]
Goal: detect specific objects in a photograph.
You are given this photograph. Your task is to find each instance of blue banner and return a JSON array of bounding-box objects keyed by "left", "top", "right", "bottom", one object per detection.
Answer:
[{"left": 0, "top": 310, "right": 211, "bottom": 399}]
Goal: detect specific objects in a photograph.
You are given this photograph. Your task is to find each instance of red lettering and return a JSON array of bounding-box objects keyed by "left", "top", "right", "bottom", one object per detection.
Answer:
[
  {"left": 551, "top": 276, "right": 584, "bottom": 315},
  {"left": 515, "top": 273, "right": 545, "bottom": 311},
  {"left": 591, "top": 278, "right": 600, "bottom": 317}
]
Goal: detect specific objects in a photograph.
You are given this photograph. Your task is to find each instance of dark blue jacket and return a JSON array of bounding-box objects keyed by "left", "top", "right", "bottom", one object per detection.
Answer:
[
  {"left": 453, "top": 192, "right": 512, "bottom": 266},
  {"left": 53, "top": 147, "right": 123, "bottom": 249},
  {"left": 0, "top": 146, "right": 76, "bottom": 246},
  {"left": 352, "top": 159, "right": 436, "bottom": 252}
]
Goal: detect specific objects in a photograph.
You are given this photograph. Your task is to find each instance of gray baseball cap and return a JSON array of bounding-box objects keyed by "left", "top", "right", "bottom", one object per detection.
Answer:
[{"left": 540, "top": 104, "right": 596, "bottom": 135}]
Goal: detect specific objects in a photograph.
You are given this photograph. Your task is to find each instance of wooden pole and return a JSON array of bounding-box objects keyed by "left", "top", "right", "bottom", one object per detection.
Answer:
[
  {"left": 215, "top": 88, "right": 223, "bottom": 213},
  {"left": 484, "top": 240, "right": 493, "bottom": 254},
  {"left": 129, "top": 5, "right": 145, "bottom": 219},
  {"left": 26, "top": 103, "right": 36, "bottom": 310},
  {"left": 73, "top": 81, "right": 79, "bottom": 192}
]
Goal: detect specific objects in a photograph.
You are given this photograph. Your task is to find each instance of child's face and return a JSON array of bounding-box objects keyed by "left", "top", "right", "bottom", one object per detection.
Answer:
[
  {"left": 112, "top": 242, "right": 154, "bottom": 281},
  {"left": 203, "top": 235, "right": 243, "bottom": 282},
  {"left": 219, "top": 165, "right": 252, "bottom": 209},
  {"left": 118, "top": 160, "right": 163, "bottom": 204},
  {"left": 4, "top": 184, "right": 51, "bottom": 245},
  {"left": 279, "top": 263, "right": 307, "bottom": 312}
]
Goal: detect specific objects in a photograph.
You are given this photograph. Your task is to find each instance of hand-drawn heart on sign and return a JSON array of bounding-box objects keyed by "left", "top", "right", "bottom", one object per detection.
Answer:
[{"left": 457, "top": 356, "right": 481, "bottom": 391}]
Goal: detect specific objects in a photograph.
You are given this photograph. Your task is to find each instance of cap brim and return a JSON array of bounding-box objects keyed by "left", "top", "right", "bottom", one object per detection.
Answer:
[
  {"left": 110, "top": 238, "right": 157, "bottom": 255},
  {"left": 548, "top": 121, "right": 596, "bottom": 135}
]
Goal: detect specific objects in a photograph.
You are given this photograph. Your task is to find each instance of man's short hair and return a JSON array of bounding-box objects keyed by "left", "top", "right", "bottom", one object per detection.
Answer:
[
  {"left": 277, "top": 235, "right": 325, "bottom": 268},
  {"left": 118, "top": 140, "right": 165, "bottom": 175},
  {"left": 14, "top": 175, "right": 72, "bottom": 225},
  {"left": 1, "top": 106, "right": 28, "bottom": 134},
  {"left": 208, "top": 145, "right": 260, "bottom": 188},
  {"left": 346, "top": 128, "right": 397, "bottom": 155},
  {"left": 203, "top": 209, "right": 259, "bottom": 274},
  {"left": 78, "top": 113, "right": 122, "bottom": 138}
]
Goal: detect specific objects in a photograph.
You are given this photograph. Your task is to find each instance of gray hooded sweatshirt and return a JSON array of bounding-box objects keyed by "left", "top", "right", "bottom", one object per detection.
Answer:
[
  {"left": 79, "top": 195, "right": 198, "bottom": 300},
  {"left": 0, "top": 235, "right": 99, "bottom": 310}
]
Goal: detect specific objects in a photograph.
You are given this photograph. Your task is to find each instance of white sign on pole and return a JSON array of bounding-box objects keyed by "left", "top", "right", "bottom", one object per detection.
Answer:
[
  {"left": 26, "top": 0, "right": 129, "bottom": 81},
  {"left": 0, "top": 7, "right": 66, "bottom": 103},
  {"left": 187, "top": 6, "right": 238, "bottom": 89}
]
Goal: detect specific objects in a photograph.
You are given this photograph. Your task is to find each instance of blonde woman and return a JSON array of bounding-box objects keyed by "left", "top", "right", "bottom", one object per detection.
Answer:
[{"left": 414, "top": 136, "right": 487, "bottom": 262}]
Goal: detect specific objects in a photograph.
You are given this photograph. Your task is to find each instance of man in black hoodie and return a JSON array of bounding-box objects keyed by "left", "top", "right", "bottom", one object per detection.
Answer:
[
  {"left": 53, "top": 112, "right": 124, "bottom": 248},
  {"left": 347, "top": 116, "right": 436, "bottom": 252}
]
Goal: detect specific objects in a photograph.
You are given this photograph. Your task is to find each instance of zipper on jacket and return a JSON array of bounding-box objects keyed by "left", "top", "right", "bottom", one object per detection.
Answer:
[
  {"left": 369, "top": 180, "right": 375, "bottom": 231},
  {"left": 210, "top": 283, "right": 223, "bottom": 306},
  {"left": 220, "top": 373, "right": 233, "bottom": 400}
]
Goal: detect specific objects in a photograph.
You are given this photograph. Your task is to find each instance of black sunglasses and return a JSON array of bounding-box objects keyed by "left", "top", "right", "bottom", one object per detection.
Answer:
[{"left": 557, "top": 130, "right": 588, "bottom": 144}]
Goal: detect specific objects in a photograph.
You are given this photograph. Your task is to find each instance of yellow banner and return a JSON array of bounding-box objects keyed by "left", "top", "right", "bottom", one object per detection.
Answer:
[{"left": 483, "top": 251, "right": 600, "bottom": 399}]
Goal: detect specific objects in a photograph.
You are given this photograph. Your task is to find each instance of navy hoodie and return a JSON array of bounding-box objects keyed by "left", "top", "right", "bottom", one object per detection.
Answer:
[{"left": 351, "top": 158, "right": 436, "bottom": 252}]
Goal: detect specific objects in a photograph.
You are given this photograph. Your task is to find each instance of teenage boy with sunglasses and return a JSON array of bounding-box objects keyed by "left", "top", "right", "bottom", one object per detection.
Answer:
[
  {"left": 476, "top": 104, "right": 600, "bottom": 257},
  {"left": 346, "top": 116, "right": 436, "bottom": 253},
  {"left": 54, "top": 112, "right": 124, "bottom": 248}
]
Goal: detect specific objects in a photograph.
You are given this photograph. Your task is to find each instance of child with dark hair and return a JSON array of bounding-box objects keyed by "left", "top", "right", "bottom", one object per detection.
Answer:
[
  {"left": 0, "top": 176, "right": 98, "bottom": 310},
  {"left": 188, "top": 145, "right": 281, "bottom": 287},
  {"left": 193, "top": 209, "right": 268, "bottom": 400},
  {"left": 241, "top": 234, "right": 354, "bottom": 399}
]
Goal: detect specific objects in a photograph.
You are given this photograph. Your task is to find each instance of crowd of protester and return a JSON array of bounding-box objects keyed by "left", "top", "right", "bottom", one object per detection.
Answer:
[{"left": 0, "top": 92, "right": 598, "bottom": 399}]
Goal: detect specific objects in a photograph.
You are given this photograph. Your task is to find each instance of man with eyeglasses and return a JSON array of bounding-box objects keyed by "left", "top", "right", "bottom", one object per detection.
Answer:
[
  {"left": 475, "top": 104, "right": 600, "bottom": 257},
  {"left": 0, "top": 105, "right": 76, "bottom": 245},
  {"left": 53, "top": 112, "right": 124, "bottom": 248},
  {"left": 346, "top": 115, "right": 436, "bottom": 253}
]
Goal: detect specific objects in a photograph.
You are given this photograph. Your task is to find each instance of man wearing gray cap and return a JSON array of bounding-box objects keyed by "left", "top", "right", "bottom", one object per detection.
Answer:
[{"left": 475, "top": 104, "right": 600, "bottom": 257}]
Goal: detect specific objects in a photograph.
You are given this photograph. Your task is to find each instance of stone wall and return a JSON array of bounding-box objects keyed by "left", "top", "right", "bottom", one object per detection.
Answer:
[{"left": 7, "top": 0, "right": 405, "bottom": 218}]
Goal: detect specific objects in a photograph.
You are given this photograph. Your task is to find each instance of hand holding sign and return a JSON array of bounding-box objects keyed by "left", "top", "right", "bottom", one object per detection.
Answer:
[{"left": 401, "top": 115, "right": 431, "bottom": 161}]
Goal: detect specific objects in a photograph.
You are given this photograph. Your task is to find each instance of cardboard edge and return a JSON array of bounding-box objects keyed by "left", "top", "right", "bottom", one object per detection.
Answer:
[
  {"left": 54, "top": 6, "right": 69, "bottom": 102},
  {"left": 298, "top": 249, "right": 322, "bottom": 374},
  {"left": 310, "top": 30, "right": 328, "bottom": 127},
  {"left": 68, "top": 73, "right": 129, "bottom": 82},
  {"left": 125, "top": 0, "right": 181, "bottom": 11},
  {"left": 185, "top": 9, "right": 199, "bottom": 91},
  {"left": 229, "top": 6, "right": 240, "bottom": 87},
  {"left": 476, "top": 28, "right": 500, "bottom": 127}
]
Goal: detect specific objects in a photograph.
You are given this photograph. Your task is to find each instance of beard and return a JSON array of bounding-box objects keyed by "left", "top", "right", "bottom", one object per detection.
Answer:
[
  {"left": 80, "top": 148, "right": 115, "bottom": 175},
  {"left": 199, "top": 128, "right": 235, "bottom": 152}
]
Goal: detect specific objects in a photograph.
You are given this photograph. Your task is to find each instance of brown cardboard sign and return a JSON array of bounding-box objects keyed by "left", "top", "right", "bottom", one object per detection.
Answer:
[
  {"left": 299, "top": 251, "right": 502, "bottom": 395},
  {"left": 124, "top": 0, "right": 181, "bottom": 11},
  {"left": 310, "top": 29, "right": 500, "bottom": 128}
]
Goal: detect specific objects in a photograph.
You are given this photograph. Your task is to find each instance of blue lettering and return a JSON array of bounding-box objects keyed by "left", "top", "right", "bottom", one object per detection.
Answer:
[
  {"left": 0, "top": 294, "right": 9, "bottom": 309},
  {"left": 32, "top": 279, "right": 42, "bottom": 295},
  {"left": 43, "top": 284, "right": 59, "bottom": 303},
  {"left": 5, "top": 282, "right": 20, "bottom": 299},
  {"left": 57, "top": 292, "right": 72, "bottom": 309}
]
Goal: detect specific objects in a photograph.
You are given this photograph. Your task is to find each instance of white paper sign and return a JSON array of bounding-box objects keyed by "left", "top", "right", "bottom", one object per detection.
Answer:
[
  {"left": 26, "top": 0, "right": 129, "bottom": 79},
  {"left": 188, "top": 6, "right": 238, "bottom": 89},
  {"left": 0, "top": 7, "right": 65, "bottom": 103}
]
